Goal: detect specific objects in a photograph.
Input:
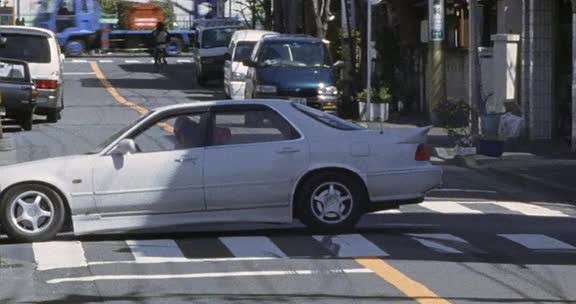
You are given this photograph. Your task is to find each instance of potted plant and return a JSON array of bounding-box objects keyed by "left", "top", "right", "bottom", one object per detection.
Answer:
[{"left": 357, "top": 85, "right": 392, "bottom": 121}]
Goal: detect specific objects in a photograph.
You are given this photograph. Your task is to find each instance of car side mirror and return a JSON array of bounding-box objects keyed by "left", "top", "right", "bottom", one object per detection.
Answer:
[
  {"left": 111, "top": 139, "right": 137, "bottom": 155},
  {"left": 242, "top": 59, "right": 256, "bottom": 67},
  {"left": 333, "top": 60, "right": 345, "bottom": 69}
]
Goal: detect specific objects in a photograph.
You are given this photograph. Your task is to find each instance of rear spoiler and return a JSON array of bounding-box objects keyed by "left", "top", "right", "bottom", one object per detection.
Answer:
[{"left": 396, "top": 126, "right": 433, "bottom": 144}]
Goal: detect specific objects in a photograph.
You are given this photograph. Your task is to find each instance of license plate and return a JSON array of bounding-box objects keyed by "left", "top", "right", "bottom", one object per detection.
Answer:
[{"left": 289, "top": 97, "right": 306, "bottom": 104}]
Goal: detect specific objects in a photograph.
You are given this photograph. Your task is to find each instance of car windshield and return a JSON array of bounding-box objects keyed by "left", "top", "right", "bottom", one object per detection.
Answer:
[
  {"left": 259, "top": 41, "right": 330, "bottom": 67},
  {"left": 0, "top": 34, "right": 51, "bottom": 63},
  {"left": 233, "top": 41, "right": 256, "bottom": 62},
  {"left": 202, "top": 28, "right": 237, "bottom": 49},
  {"left": 292, "top": 103, "right": 364, "bottom": 130},
  {"left": 88, "top": 113, "right": 151, "bottom": 153}
]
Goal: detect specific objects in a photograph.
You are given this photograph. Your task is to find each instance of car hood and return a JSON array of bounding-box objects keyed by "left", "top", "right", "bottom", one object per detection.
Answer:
[{"left": 256, "top": 66, "right": 335, "bottom": 89}]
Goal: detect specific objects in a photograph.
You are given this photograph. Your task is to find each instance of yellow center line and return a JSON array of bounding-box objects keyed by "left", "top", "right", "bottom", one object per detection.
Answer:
[
  {"left": 90, "top": 62, "right": 173, "bottom": 133},
  {"left": 356, "top": 258, "right": 452, "bottom": 304}
]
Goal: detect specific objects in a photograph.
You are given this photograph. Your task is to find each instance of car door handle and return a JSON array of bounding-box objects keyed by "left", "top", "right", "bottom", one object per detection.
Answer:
[
  {"left": 175, "top": 157, "right": 198, "bottom": 163},
  {"left": 276, "top": 147, "right": 300, "bottom": 154}
]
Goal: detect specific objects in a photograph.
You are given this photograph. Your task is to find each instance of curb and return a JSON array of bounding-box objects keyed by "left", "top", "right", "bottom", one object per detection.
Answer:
[
  {"left": 0, "top": 134, "right": 15, "bottom": 152},
  {"left": 0, "top": 134, "right": 17, "bottom": 167}
]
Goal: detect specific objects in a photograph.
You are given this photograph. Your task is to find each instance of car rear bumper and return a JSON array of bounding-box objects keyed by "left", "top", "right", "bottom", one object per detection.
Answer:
[{"left": 35, "top": 88, "right": 61, "bottom": 110}]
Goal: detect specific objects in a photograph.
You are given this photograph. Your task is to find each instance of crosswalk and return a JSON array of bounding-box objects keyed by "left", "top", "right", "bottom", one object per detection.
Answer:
[
  {"left": 66, "top": 58, "right": 195, "bottom": 64},
  {"left": 1, "top": 232, "right": 573, "bottom": 274}
]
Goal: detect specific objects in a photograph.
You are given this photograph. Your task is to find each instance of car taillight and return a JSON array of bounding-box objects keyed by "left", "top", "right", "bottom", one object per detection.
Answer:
[
  {"left": 415, "top": 144, "right": 431, "bottom": 161},
  {"left": 35, "top": 79, "right": 58, "bottom": 90},
  {"left": 31, "top": 88, "right": 38, "bottom": 100}
]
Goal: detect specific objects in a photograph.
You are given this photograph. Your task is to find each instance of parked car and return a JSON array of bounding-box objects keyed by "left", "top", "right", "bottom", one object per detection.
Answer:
[
  {"left": 191, "top": 19, "right": 244, "bottom": 85},
  {"left": 244, "top": 34, "right": 344, "bottom": 113},
  {"left": 0, "top": 58, "right": 37, "bottom": 130},
  {"left": 223, "top": 30, "right": 276, "bottom": 99},
  {"left": 0, "top": 26, "right": 64, "bottom": 123},
  {"left": 0, "top": 100, "right": 442, "bottom": 242}
]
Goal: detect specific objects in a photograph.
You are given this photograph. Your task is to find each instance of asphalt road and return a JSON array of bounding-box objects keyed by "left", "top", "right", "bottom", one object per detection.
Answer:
[{"left": 0, "top": 57, "right": 575, "bottom": 304}]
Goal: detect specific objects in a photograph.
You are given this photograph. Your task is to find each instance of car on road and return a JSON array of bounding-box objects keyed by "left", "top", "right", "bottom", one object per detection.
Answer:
[
  {"left": 243, "top": 35, "right": 344, "bottom": 113},
  {"left": 192, "top": 19, "right": 244, "bottom": 85},
  {"left": 0, "top": 26, "right": 64, "bottom": 123},
  {"left": 0, "top": 58, "right": 37, "bottom": 130},
  {"left": 223, "top": 30, "right": 276, "bottom": 99},
  {"left": 0, "top": 100, "right": 442, "bottom": 242}
]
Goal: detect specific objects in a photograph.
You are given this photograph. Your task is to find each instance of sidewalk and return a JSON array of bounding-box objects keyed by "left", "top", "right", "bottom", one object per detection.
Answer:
[{"left": 0, "top": 133, "right": 16, "bottom": 166}]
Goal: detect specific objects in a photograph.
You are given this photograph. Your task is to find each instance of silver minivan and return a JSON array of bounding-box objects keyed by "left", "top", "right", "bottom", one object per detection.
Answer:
[{"left": 0, "top": 26, "right": 64, "bottom": 122}]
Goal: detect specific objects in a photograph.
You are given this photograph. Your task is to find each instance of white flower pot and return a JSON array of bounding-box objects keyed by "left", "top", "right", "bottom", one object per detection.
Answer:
[{"left": 358, "top": 102, "right": 389, "bottom": 122}]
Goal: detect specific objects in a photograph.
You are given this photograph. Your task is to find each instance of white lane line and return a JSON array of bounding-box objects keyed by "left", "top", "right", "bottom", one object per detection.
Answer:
[
  {"left": 70, "top": 59, "right": 88, "bottom": 63},
  {"left": 124, "top": 59, "right": 141, "bottom": 63},
  {"left": 431, "top": 188, "right": 498, "bottom": 194},
  {"left": 47, "top": 268, "right": 373, "bottom": 284},
  {"left": 219, "top": 236, "right": 287, "bottom": 258},
  {"left": 491, "top": 202, "right": 570, "bottom": 217},
  {"left": 88, "top": 257, "right": 276, "bottom": 266},
  {"left": 374, "top": 209, "right": 402, "bottom": 214},
  {"left": 177, "top": 59, "right": 192, "bottom": 63},
  {"left": 499, "top": 234, "right": 576, "bottom": 250},
  {"left": 63, "top": 72, "right": 96, "bottom": 75},
  {"left": 33, "top": 241, "right": 88, "bottom": 271},
  {"left": 126, "top": 239, "right": 186, "bottom": 263},
  {"left": 419, "top": 201, "right": 483, "bottom": 214},
  {"left": 98, "top": 59, "right": 114, "bottom": 63},
  {"left": 187, "top": 93, "right": 216, "bottom": 98},
  {"left": 409, "top": 234, "right": 469, "bottom": 254},
  {"left": 313, "top": 234, "right": 388, "bottom": 257}
]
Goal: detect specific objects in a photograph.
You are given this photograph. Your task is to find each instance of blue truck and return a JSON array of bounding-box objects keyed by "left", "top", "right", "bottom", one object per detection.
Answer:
[{"left": 34, "top": 0, "right": 201, "bottom": 56}]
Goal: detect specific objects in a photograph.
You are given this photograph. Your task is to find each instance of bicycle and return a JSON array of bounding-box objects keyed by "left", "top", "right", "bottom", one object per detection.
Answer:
[{"left": 153, "top": 45, "right": 168, "bottom": 72}]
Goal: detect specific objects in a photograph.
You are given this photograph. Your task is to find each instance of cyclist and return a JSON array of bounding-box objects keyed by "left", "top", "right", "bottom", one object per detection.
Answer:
[{"left": 152, "top": 22, "right": 169, "bottom": 70}]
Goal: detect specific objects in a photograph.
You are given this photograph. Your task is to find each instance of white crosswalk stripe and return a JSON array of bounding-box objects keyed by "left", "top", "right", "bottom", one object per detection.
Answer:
[
  {"left": 408, "top": 234, "right": 471, "bottom": 254},
  {"left": 499, "top": 234, "right": 576, "bottom": 250},
  {"left": 33, "top": 241, "right": 88, "bottom": 270},
  {"left": 98, "top": 59, "right": 114, "bottom": 63},
  {"left": 491, "top": 202, "right": 570, "bottom": 217},
  {"left": 125, "top": 239, "right": 187, "bottom": 263},
  {"left": 419, "top": 201, "right": 483, "bottom": 214},
  {"left": 177, "top": 59, "right": 192, "bottom": 63},
  {"left": 219, "top": 236, "right": 287, "bottom": 258},
  {"left": 313, "top": 234, "right": 388, "bottom": 257},
  {"left": 71, "top": 59, "right": 88, "bottom": 63},
  {"left": 124, "top": 59, "right": 141, "bottom": 63}
]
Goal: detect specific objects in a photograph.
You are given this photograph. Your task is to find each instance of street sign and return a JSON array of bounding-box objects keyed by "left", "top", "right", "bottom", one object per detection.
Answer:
[{"left": 429, "top": 0, "right": 444, "bottom": 41}]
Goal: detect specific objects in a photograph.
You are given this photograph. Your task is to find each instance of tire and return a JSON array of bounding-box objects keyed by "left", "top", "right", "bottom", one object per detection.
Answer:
[
  {"left": 20, "top": 110, "right": 33, "bottom": 131},
  {"left": 295, "top": 172, "right": 366, "bottom": 230},
  {"left": 0, "top": 184, "right": 66, "bottom": 242},
  {"left": 65, "top": 40, "right": 85, "bottom": 57},
  {"left": 46, "top": 110, "right": 61, "bottom": 123}
]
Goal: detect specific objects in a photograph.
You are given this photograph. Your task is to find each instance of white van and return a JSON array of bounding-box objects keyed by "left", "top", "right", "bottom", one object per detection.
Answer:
[
  {"left": 223, "top": 30, "right": 276, "bottom": 100},
  {"left": 0, "top": 26, "right": 64, "bottom": 122}
]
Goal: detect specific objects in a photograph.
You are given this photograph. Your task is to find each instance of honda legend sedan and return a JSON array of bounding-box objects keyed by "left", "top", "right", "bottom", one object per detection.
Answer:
[{"left": 0, "top": 100, "right": 442, "bottom": 241}]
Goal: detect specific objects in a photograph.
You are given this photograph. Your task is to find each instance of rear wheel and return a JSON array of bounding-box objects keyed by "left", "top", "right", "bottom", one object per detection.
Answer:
[
  {"left": 46, "top": 110, "right": 61, "bottom": 123},
  {"left": 0, "top": 184, "right": 66, "bottom": 242},
  {"left": 295, "top": 172, "right": 365, "bottom": 230}
]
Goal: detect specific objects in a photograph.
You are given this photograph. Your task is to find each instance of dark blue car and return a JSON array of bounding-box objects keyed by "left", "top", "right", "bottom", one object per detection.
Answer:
[{"left": 243, "top": 35, "right": 343, "bottom": 113}]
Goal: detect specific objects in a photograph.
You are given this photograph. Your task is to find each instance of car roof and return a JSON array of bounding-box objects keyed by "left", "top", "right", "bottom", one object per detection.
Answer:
[
  {"left": 0, "top": 26, "right": 56, "bottom": 38},
  {"left": 231, "top": 30, "right": 277, "bottom": 42},
  {"left": 152, "top": 99, "right": 292, "bottom": 112},
  {"left": 261, "top": 34, "right": 323, "bottom": 43}
]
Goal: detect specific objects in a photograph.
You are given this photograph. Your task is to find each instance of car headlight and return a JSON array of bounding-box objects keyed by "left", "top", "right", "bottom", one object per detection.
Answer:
[
  {"left": 318, "top": 85, "right": 338, "bottom": 95},
  {"left": 231, "top": 72, "right": 245, "bottom": 81},
  {"left": 256, "top": 85, "right": 277, "bottom": 94}
]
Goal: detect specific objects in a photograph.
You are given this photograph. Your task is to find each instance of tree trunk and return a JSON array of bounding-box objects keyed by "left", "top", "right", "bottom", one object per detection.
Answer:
[{"left": 263, "top": 0, "right": 272, "bottom": 30}]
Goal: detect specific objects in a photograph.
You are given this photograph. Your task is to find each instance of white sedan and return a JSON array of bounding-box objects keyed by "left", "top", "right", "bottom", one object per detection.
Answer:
[{"left": 0, "top": 100, "right": 442, "bottom": 241}]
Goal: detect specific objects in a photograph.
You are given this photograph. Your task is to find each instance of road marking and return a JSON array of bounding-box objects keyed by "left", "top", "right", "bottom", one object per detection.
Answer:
[
  {"left": 491, "top": 202, "right": 569, "bottom": 217},
  {"left": 124, "top": 59, "right": 141, "bottom": 63},
  {"left": 374, "top": 209, "right": 402, "bottom": 214},
  {"left": 98, "top": 59, "right": 114, "bottom": 63},
  {"left": 126, "top": 239, "right": 186, "bottom": 263},
  {"left": 90, "top": 62, "right": 174, "bottom": 133},
  {"left": 33, "top": 241, "right": 88, "bottom": 271},
  {"left": 419, "top": 201, "right": 483, "bottom": 214},
  {"left": 313, "top": 234, "right": 388, "bottom": 257},
  {"left": 47, "top": 268, "right": 372, "bottom": 284},
  {"left": 219, "top": 236, "right": 287, "bottom": 258},
  {"left": 356, "top": 258, "right": 452, "bottom": 304},
  {"left": 88, "top": 256, "right": 276, "bottom": 266},
  {"left": 177, "top": 59, "right": 192, "bottom": 63},
  {"left": 63, "top": 72, "right": 96, "bottom": 75},
  {"left": 408, "top": 234, "right": 471, "bottom": 254},
  {"left": 499, "top": 234, "right": 576, "bottom": 250},
  {"left": 431, "top": 188, "right": 498, "bottom": 194},
  {"left": 70, "top": 59, "right": 88, "bottom": 63}
]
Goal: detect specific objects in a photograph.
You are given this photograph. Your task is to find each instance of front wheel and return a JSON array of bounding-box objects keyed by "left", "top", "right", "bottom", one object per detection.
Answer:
[
  {"left": 295, "top": 172, "right": 365, "bottom": 230},
  {"left": 0, "top": 184, "right": 66, "bottom": 242}
]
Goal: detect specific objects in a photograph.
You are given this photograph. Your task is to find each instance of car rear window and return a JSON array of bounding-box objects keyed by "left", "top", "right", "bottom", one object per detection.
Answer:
[
  {"left": 233, "top": 41, "right": 256, "bottom": 62},
  {"left": 0, "top": 34, "right": 51, "bottom": 63},
  {"left": 292, "top": 102, "right": 364, "bottom": 131}
]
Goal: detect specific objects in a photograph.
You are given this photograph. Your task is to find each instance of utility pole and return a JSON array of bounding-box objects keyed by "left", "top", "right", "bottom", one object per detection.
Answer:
[
  {"left": 427, "top": 0, "right": 447, "bottom": 123},
  {"left": 572, "top": 0, "right": 576, "bottom": 151},
  {"left": 469, "top": 0, "right": 480, "bottom": 135}
]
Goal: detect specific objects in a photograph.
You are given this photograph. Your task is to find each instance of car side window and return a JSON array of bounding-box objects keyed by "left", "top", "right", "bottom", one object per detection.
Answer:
[
  {"left": 131, "top": 113, "right": 206, "bottom": 153},
  {"left": 211, "top": 109, "right": 300, "bottom": 146},
  {"left": 0, "top": 62, "right": 26, "bottom": 82}
]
